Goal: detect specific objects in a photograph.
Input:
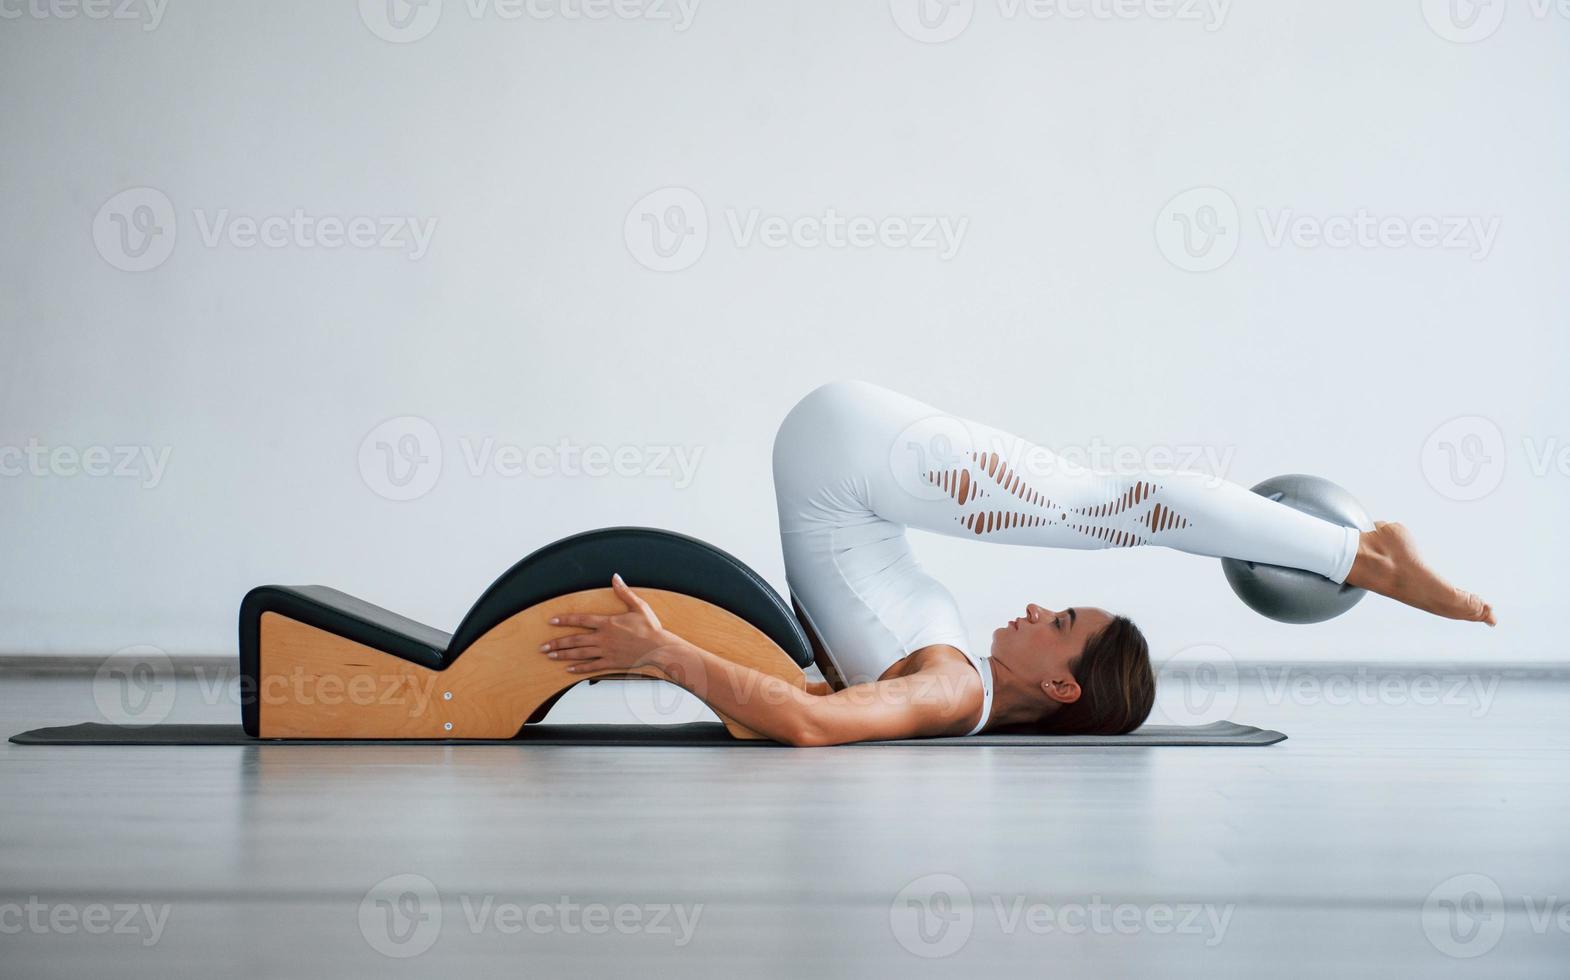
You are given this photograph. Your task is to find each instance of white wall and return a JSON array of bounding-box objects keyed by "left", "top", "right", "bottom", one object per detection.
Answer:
[{"left": 2, "top": 0, "right": 1565, "bottom": 664}]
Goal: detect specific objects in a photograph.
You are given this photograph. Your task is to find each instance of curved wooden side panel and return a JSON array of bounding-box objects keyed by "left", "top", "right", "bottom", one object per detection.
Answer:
[{"left": 256, "top": 588, "right": 806, "bottom": 740}]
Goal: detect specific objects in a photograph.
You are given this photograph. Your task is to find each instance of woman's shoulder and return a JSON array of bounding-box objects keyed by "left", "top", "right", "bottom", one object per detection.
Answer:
[{"left": 876, "top": 643, "right": 975, "bottom": 681}]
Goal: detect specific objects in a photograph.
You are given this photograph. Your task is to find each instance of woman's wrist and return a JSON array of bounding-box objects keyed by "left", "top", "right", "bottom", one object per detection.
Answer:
[{"left": 647, "top": 634, "right": 698, "bottom": 677}]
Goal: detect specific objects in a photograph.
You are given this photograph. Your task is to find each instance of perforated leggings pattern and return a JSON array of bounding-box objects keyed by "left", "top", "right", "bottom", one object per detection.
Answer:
[{"left": 925, "top": 451, "right": 1193, "bottom": 548}]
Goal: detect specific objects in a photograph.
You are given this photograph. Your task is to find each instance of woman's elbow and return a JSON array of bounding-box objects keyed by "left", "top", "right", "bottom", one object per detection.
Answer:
[
  {"left": 777, "top": 710, "right": 839, "bottom": 747},
  {"left": 778, "top": 722, "right": 831, "bottom": 748}
]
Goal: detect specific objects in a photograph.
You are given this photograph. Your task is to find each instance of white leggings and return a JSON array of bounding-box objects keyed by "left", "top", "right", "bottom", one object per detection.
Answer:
[{"left": 772, "top": 381, "right": 1362, "bottom": 689}]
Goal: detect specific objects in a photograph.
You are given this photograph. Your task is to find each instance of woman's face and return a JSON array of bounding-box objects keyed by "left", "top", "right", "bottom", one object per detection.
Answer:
[{"left": 990, "top": 603, "right": 1113, "bottom": 679}]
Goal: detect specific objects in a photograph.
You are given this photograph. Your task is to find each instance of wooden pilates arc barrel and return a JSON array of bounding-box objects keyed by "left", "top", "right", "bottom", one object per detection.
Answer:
[
  {"left": 251, "top": 588, "right": 806, "bottom": 740},
  {"left": 237, "top": 527, "right": 816, "bottom": 739}
]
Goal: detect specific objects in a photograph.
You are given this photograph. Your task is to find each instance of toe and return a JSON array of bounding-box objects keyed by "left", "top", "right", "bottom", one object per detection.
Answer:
[{"left": 1460, "top": 591, "right": 1493, "bottom": 625}]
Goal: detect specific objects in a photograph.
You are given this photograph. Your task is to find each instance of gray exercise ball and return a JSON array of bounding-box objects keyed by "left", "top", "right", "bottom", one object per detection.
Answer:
[{"left": 1221, "top": 474, "right": 1373, "bottom": 625}]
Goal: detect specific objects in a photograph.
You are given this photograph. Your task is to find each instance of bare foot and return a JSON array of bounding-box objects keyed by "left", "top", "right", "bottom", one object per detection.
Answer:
[{"left": 1345, "top": 522, "right": 1496, "bottom": 625}]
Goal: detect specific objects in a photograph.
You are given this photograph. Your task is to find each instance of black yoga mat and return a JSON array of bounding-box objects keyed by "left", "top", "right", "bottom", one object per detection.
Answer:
[{"left": 10, "top": 720, "right": 1284, "bottom": 747}]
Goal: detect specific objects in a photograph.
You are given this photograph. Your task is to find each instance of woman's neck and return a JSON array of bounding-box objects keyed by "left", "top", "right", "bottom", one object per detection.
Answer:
[{"left": 982, "top": 655, "right": 1054, "bottom": 730}]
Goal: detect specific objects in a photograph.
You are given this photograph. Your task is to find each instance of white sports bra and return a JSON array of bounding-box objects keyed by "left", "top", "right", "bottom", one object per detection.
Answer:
[{"left": 966, "top": 655, "right": 994, "bottom": 736}]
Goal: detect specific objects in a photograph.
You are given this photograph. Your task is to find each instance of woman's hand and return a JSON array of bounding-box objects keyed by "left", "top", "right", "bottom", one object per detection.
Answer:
[{"left": 537, "top": 574, "right": 677, "bottom": 674}]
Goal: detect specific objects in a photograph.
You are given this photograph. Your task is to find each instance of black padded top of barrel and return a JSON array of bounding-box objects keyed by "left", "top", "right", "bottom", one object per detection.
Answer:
[
  {"left": 240, "top": 586, "right": 450, "bottom": 668},
  {"left": 446, "top": 527, "right": 812, "bottom": 668}
]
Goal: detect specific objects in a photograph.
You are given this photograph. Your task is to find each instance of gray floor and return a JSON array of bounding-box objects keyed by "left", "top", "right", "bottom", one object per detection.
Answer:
[{"left": 1, "top": 662, "right": 1567, "bottom": 978}]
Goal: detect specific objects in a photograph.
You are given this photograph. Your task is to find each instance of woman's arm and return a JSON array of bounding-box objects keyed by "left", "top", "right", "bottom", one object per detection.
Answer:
[
  {"left": 538, "top": 576, "right": 978, "bottom": 746},
  {"left": 645, "top": 637, "right": 976, "bottom": 745}
]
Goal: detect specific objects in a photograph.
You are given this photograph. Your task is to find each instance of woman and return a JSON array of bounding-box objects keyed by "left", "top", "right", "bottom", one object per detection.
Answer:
[{"left": 538, "top": 381, "right": 1495, "bottom": 745}]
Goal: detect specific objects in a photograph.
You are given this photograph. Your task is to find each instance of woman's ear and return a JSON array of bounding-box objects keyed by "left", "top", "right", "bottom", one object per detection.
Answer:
[{"left": 1041, "top": 677, "right": 1081, "bottom": 705}]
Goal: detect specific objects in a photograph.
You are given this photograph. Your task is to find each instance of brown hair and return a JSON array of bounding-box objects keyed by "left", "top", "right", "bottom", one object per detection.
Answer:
[{"left": 1038, "top": 616, "right": 1154, "bottom": 735}]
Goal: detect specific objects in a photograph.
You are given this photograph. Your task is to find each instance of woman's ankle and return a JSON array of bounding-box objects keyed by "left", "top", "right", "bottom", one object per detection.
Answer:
[{"left": 1345, "top": 525, "right": 1395, "bottom": 593}]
